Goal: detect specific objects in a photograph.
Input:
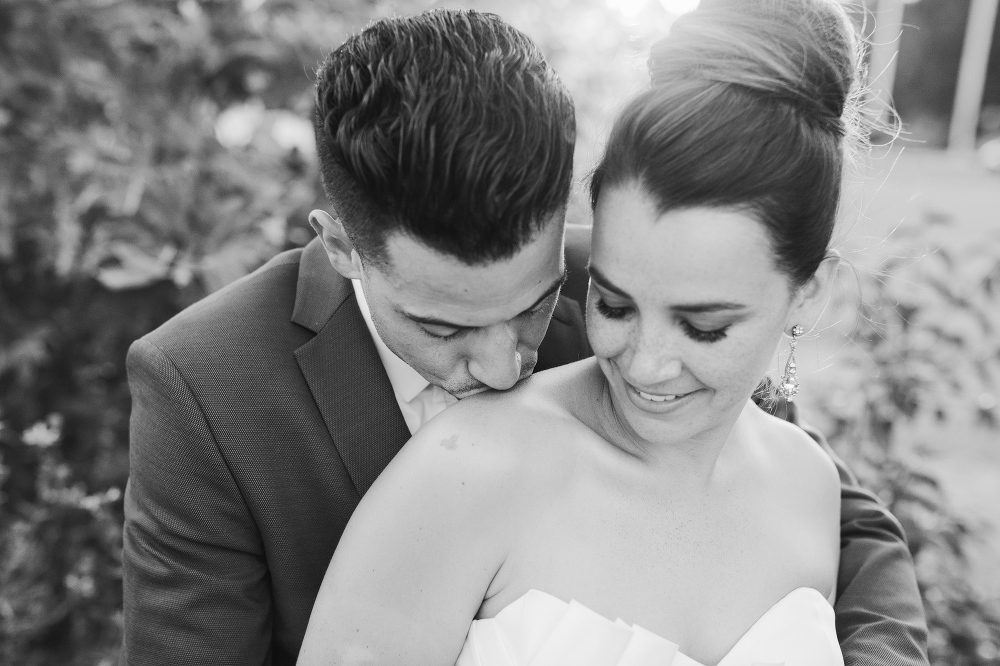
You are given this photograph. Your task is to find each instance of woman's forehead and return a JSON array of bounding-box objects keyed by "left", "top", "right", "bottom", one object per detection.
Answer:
[{"left": 592, "top": 189, "right": 787, "bottom": 300}]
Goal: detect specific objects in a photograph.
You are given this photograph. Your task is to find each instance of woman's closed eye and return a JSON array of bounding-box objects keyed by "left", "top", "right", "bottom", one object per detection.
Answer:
[
  {"left": 680, "top": 320, "right": 729, "bottom": 343},
  {"left": 596, "top": 297, "right": 730, "bottom": 343},
  {"left": 595, "top": 298, "right": 633, "bottom": 320}
]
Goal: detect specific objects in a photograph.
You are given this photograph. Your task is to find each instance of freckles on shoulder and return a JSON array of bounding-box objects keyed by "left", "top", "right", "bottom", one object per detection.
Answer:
[
  {"left": 400, "top": 401, "right": 531, "bottom": 484},
  {"left": 407, "top": 390, "right": 581, "bottom": 492}
]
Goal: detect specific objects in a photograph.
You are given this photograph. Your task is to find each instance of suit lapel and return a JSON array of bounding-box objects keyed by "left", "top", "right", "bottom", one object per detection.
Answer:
[{"left": 292, "top": 240, "right": 411, "bottom": 497}]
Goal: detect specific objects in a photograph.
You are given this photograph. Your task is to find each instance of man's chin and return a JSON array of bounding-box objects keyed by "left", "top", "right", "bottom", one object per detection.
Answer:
[{"left": 452, "top": 386, "right": 491, "bottom": 400}]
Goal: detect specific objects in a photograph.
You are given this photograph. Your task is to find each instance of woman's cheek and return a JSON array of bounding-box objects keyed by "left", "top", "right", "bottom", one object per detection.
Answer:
[
  {"left": 725, "top": 336, "right": 780, "bottom": 401},
  {"left": 585, "top": 312, "right": 630, "bottom": 361}
]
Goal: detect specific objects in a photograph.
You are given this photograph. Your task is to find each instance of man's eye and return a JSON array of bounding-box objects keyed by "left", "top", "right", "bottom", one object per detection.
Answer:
[
  {"left": 422, "top": 326, "right": 461, "bottom": 340},
  {"left": 523, "top": 296, "right": 556, "bottom": 317},
  {"left": 595, "top": 299, "right": 632, "bottom": 320}
]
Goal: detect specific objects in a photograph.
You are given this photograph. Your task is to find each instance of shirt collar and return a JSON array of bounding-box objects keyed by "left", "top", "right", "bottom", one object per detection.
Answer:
[{"left": 351, "top": 279, "right": 431, "bottom": 404}]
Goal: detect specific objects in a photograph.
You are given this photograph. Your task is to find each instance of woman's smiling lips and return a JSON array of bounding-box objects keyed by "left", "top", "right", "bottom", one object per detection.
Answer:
[
  {"left": 623, "top": 380, "right": 703, "bottom": 413},
  {"left": 636, "top": 389, "right": 688, "bottom": 402}
]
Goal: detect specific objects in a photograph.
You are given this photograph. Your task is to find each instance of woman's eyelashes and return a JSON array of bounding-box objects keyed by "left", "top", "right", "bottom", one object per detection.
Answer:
[
  {"left": 679, "top": 320, "right": 729, "bottom": 343},
  {"left": 594, "top": 298, "right": 730, "bottom": 343},
  {"left": 595, "top": 298, "right": 632, "bottom": 320}
]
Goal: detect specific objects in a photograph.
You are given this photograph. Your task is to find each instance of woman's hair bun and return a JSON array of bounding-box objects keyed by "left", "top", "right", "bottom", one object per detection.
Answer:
[
  {"left": 649, "top": 0, "right": 860, "bottom": 137},
  {"left": 592, "top": 0, "right": 866, "bottom": 287}
]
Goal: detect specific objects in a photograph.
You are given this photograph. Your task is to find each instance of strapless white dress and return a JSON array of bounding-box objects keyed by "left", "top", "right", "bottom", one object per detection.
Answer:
[{"left": 456, "top": 587, "right": 843, "bottom": 666}]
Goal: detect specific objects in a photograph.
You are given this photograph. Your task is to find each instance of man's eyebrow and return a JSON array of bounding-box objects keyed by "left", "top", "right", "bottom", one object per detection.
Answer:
[
  {"left": 524, "top": 269, "right": 569, "bottom": 313},
  {"left": 405, "top": 269, "right": 569, "bottom": 329},
  {"left": 588, "top": 264, "right": 746, "bottom": 313}
]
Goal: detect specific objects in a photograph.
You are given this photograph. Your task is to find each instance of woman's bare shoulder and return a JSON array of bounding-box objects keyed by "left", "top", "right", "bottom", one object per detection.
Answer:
[
  {"left": 425, "top": 359, "right": 596, "bottom": 441},
  {"left": 746, "top": 401, "right": 839, "bottom": 489},
  {"left": 390, "top": 360, "right": 599, "bottom": 498},
  {"left": 303, "top": 372, "right": 588, "bottom": 666},
  {"left": 744, "top": 402, "right": 841, "bottom": 596},
  {"left": 742, "top": 403, "right": 840, "bottom": 534}
]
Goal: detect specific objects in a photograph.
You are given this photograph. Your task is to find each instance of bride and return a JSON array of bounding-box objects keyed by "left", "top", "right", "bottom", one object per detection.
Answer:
[{"left": 298, "top": 0, "right": 860, "bottom": 663}]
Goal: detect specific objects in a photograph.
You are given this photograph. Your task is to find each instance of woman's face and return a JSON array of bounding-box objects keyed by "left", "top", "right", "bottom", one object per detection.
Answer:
[{"left": 588, "top": 184, "right": 800, "bottom": 448}]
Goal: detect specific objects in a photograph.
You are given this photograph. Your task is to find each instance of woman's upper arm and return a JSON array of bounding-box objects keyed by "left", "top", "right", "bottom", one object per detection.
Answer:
[
  {"left": 297, "top": 415, "right": 519, "bottom": 666},
  {"left": 764, "top": 411, "right": 842, "bottom": 600},
  {"left": 790, "top": 425, "right": 843, "bottom": 599}
]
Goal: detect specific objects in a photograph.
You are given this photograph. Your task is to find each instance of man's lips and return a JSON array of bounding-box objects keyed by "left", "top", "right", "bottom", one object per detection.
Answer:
[
  {"left": 454, "top": 386, "right": 489, "bottom": 399},
  {"left": 452, "top": 359, "right": 537, "bottom": 399}
]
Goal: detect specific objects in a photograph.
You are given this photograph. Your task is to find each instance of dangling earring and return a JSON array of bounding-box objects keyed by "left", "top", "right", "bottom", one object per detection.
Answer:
[{"left": 778, "top": 325, "right": 804, "bottom": 402}]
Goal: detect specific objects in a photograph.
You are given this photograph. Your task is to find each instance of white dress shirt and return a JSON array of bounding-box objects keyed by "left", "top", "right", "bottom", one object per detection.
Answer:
[{"left": 352, "top": 279, "right": 458, "bottom": 435}]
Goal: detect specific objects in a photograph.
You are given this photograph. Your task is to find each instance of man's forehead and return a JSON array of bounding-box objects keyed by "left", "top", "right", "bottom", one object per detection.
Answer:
[{"left": 371, "top": 227, "right": 565, "bottom": 321}]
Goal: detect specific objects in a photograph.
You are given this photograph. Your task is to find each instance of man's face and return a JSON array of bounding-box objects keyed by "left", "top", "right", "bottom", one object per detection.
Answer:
[{"left": 358, "top": 217, "right": 567, "bottom": 398}]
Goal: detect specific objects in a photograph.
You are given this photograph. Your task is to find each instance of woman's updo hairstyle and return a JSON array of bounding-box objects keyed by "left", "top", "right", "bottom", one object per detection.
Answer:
[{"left": 590, "top": 0, "right": 864, "bottom": 287}]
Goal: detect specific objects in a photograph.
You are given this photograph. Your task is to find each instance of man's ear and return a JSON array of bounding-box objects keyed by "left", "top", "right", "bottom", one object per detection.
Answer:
[
  {"left": 309, "top": 209, "right": 363, "bottom": 280},
  {"left": 787, "top": 250, "right": 841, "bottom": 334}
]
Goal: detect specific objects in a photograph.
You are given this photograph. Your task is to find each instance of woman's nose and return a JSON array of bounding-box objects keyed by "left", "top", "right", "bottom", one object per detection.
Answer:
[{"left": 626, "top": 328, "right": 682, "bottom": 387}]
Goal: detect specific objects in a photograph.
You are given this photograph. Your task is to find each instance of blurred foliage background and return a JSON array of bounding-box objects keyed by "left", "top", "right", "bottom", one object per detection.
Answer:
[{"left": 0, "top": 0, "right": 998, "bottom": 664}]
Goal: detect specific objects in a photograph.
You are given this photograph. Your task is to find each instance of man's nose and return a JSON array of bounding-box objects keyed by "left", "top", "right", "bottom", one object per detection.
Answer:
[{"left": 466, "top": 324, "right": 522, "bottom": 391}]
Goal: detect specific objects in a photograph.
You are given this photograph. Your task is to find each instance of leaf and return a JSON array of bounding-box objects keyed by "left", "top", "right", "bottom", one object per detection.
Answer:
[{"left": 95, "top": 243, "right": 176, "bottom": 290}]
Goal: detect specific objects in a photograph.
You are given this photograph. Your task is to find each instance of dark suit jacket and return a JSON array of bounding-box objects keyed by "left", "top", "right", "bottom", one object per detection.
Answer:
[{"left": 121, "top": 230, "right": 928, "bottom": 665}]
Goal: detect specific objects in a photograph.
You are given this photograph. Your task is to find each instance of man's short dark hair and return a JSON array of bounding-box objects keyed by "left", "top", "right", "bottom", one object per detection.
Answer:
[{"left": 313, "top": 9, "right": 576, "bottom": 266}]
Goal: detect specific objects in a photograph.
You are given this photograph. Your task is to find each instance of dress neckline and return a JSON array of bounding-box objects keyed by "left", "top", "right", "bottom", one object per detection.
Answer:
[{"left": 487, "top": 586, "right": 832, "bottom": 666}]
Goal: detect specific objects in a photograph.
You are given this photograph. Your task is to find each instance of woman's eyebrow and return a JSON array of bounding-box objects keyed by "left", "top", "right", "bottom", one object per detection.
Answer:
[
  {"left": 589, "top": 264, "right": 746, "bottom": 313},
  {"left": 587, "top": 264, "right": 629, "bottom": 297},
  {"left": 672, "top": 302, "right": 747, "bottom": 313}
]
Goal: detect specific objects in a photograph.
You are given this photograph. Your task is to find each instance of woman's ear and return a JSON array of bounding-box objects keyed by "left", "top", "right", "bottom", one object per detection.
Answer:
[
  {"left": 309, "top": 209, "right": 364, "bottom": 280},
  {"left": 788, "top": 250, "right": 841, "bottom": 333}
]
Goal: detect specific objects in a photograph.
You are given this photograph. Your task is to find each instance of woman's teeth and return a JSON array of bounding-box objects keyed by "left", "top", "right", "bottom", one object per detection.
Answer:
[{"left": 637, "top": 390, "right": 686, "bottom": 402}]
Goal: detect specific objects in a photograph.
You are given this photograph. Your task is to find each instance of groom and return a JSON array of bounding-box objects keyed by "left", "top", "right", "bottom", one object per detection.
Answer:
[{"left": 120, "top": 9, "right": 928, "bottom": 666}]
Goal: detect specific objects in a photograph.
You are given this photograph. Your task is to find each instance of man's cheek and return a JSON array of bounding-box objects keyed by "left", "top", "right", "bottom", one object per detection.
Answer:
[{"left": 523, "top": 318, "right": 554, "bottom": 350}]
